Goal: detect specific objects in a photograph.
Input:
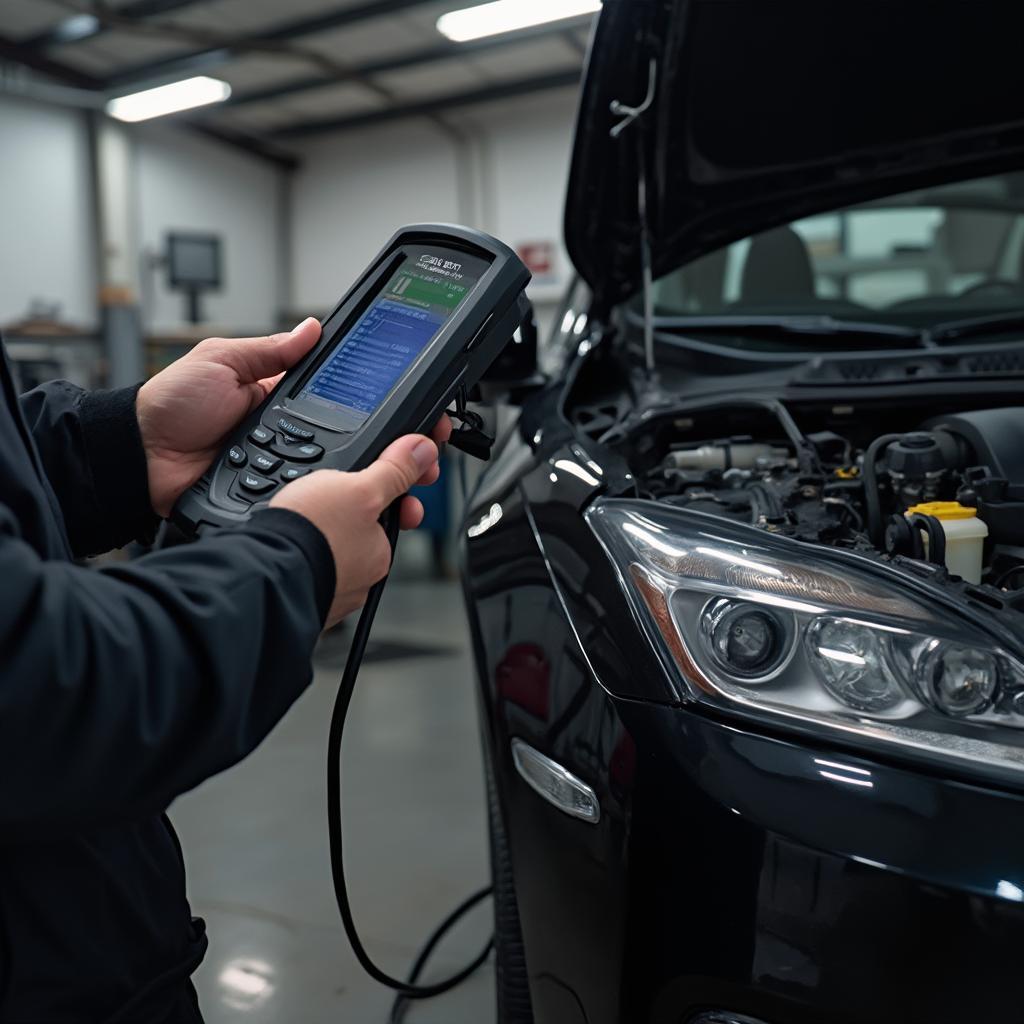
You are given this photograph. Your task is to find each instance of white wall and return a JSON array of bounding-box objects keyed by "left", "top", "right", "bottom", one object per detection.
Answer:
[
  {"left": 0, "top": 96, "right": 286, "bottom": 336},
  {"left": 290, "top": 120, "right": 462, "bottom": 316},
  {"left": 135, "top": 126, "right": 285, "bottom": 333},
  {"left": 471, "top": 89, "right": 578, "bottom": 311},
  {"left": 290, "top": 87, "right": 580, "bottom": 337},
  {"left": 0, "top": 97, "right": 96, "bottom": 326},
  {"left": 0, "top": 84, "right": 579, "bottom": 339}
]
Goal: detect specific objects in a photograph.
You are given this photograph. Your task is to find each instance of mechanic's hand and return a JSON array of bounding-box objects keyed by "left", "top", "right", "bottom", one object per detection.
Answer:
[
  {"left": 269, "top": 433, "right": 443, "bottom": 627},
  {"left": 137, "top": 318, "right": 323, "bottom": 518}
]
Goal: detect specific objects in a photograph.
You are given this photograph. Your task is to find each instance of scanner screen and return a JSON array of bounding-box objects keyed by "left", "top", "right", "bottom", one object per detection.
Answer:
[{"left": 298, "top": 252, "right": 482, "bottom": 427}]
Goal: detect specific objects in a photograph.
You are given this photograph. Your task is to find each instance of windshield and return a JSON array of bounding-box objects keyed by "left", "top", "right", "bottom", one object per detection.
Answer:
[{"left": 652, "top": 171, "right": 1024, "bottom": 342}]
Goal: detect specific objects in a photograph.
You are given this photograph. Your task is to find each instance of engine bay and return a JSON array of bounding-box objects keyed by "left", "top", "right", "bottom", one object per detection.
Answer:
[{"left": 621, "top": 401, "right": 1024, "bottom": 596}]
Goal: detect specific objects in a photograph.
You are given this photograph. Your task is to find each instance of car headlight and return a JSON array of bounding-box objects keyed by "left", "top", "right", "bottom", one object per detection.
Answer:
[{"left": 586, "top": 498, "right": 1024, "bottom": 781}]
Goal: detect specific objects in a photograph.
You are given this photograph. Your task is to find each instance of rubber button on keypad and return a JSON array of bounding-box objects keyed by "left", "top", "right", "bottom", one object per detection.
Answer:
[
  {"left": 239, "top": 472, "right": 276, "bottom": 495},
  {"left": 280, "top": 467, "right": 309, "bottom": 482},
  {"left": 249, "top": 450, "right": 282, "bottom": 474},
  {"left": 248, "top": 425, "right": 274, "bottom": 446},
  {"left": 270, "top": 441, "right": 323, "bottom": 462},
  {"left": 227, "top": 445, "right": 247, "bottom": 467}
]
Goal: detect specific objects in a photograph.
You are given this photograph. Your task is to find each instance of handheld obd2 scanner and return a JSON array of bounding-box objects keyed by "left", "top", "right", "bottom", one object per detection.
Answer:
[{"left": 172, "top": 223, "right": 530, "bottom": 535}]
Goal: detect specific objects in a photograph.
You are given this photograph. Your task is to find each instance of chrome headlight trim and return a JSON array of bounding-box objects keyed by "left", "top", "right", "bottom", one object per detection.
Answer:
[{"left": 586, "top": 497, "right": 1024, "bottom": 784}]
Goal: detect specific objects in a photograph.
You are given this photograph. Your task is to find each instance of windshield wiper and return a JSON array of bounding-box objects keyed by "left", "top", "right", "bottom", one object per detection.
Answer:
[
  {"left": 925, "top": 311, "right": 1024, "bottom": 344},
  {"left": 649, "top": 314, "right": 930, "bottom": 346}
]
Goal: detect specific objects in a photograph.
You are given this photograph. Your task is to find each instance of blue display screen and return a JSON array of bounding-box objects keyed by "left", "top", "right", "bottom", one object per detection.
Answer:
[
  {"left": 297, "top": 253, "right": 479, "bottom": 426},
  {"left": 302, "top": 299, "right": 443, "bottom": 416}
]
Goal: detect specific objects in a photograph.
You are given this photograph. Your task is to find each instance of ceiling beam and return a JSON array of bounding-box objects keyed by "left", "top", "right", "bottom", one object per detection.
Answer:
[
  {"left": 0, "top": 29, "right": 297, "bottom": 171},
  {"left": 560, "top": 28, "right": 588, "bottom": 58},
  {"left": 271, "top": 69, "right": 582, "bottom": 138},
  {"left": 223, "top": 18, "right": 592, "bottom": 110},
  {"left": 0, "top": 32, "right": 102, "bottom": 88},
  {"left": 103, "top": 0, "right": 440, "bottom": 89},
  {"left": 190, "top": 123, "right": 300, "bottom": 171},
  {"left": 23, "top": 0, "right": 211, "bottom": 50}
]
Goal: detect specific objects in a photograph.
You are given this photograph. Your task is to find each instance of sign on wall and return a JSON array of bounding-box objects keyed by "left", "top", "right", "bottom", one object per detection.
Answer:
[{"left": 515, "top": 240, "right": 558, "bottom": 285}]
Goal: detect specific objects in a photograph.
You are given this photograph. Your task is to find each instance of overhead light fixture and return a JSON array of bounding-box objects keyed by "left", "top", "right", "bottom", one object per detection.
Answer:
[
  {"left": 436, "top": 0, "right": 600, "bottom": 42},
  {"left": 50, "top": 13, "right": 101, "bottom": 45},
  {"left": 106, "top": 76, "right": 232, "bottom": 123}
]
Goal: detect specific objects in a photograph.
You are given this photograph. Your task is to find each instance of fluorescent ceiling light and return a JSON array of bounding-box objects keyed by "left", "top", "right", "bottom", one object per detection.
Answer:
[
  {"left": 106, "top": 76, "right": 232, "bottom": 123},
  {"left": 437, "top": 0, "right": 600, "bottom": 42}
]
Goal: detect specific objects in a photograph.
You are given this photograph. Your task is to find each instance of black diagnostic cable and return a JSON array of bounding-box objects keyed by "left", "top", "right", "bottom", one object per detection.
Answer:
[
  {"left": 327, "top": 491, "right": 495, "bottom": 1011},
  {"left": 388, "top": 885, "right": 494, "bottom": 1024}
]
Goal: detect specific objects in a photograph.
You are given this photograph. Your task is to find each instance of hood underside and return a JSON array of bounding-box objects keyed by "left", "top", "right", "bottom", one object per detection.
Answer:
[{"left": 566, "top": 0, "right": 1024, "bottom": 307}]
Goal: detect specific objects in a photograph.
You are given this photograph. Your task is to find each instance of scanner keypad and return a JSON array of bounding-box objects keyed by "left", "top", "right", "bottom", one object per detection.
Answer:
[
  {"left": 248, "top": 425, "right": 274, "bottom": 446},
  {"left": 270, "top": 440, "right": 324, "bottom": 463},
  {"left": 239, "top": 472, "right": 276, "bottom": 495},
  {"left": 277, "top": 417, "right": 315, "bottom": 442},
  {"left": 233, "top": 420, "right": 324, "bottom": 492},
  {"left": 248, "top": 449, "right": 282, "bottom": 475}
]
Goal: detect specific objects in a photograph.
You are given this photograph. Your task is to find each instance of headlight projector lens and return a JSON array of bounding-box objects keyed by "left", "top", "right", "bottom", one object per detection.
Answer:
[
  {"left": 807, "top": 617, "right": 904, "bottom": 712},
  {"left": 702, "top": 599, "right": 789, "bottom": 680},
  {"left": 919, "top": 641, "right": 998, "bottom": 716}
]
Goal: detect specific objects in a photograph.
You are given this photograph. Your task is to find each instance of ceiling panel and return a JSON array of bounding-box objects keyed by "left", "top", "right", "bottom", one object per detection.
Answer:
[
  {"left": 200, "top": 105, "right": 304, "bottom": 134},
  {"left": 217, "top": 53, "right": 322, "bottom": 93},
  {"left": 571, "top": 25, "right": 592, "bottom": 50},
  {"left": 0, "top": 1, "right": 75, "bottom": 40},
  {"left": 57, "top": 29, "right": 199, "bottom": 76},
  {"left": 158, "top": 0, "right": 373, "bottom": 36},
  {"left": 302, "top": 17, "right": 428, "bottom": 64},
  {"left": 0, "top": 0, "right": 588, "bottom": 147},
  {"left": 399, "top": 0, "right": 472, "bottom": 37},
  {"left": 371, "top": 55, "right": 487, "bottom": 100},
  {"left": 466, "top": 36, "right": 582, "bottom": 82},
  {"left": 239, "top": 79, "right": 387, "bottom": 126}
]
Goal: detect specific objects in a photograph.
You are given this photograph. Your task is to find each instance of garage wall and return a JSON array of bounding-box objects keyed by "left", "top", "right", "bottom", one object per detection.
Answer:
[
  {"left": 0, "top": 96, "right": 96, "bottom": 327},
  {"left": 471, "top": 89, "right": 578, "bottom": 311},
  {"left": 289, "top": 120, "right": 462, "bottom": 316},
  {"left": 0, "top": 85, "right": 579, "bottom": 338},
  {"left": 135, "top": 126, "right": 285, "bottom": 333},
  {"left": 289, "top": 86, "right": 580, "bottom": 335}
]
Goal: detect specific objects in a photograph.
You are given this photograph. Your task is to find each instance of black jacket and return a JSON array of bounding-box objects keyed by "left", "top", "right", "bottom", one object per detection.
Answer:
[{"left": 0, "top": 344, "right": 335, "bottom": 1022}]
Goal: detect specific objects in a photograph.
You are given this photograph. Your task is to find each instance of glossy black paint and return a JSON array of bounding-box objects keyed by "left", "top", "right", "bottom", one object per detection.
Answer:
[
  {"left": 460, "top": 383, "right": 1024, "bottom": 1024},
  {"left": 568, "top": 1, "right": 1024, "bottom": 307}
]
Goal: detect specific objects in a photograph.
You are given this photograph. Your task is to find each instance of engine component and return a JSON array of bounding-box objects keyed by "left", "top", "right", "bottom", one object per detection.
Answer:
[
  {"left": 886, "top": 432, "right": 947, "bottom": 507},
  {"left": 886, "top": 511, "right": 947, "bottom": 569},
  {"left": 666, "top": 437, "right": 789, "bottom": 471},
  {"left": 958, "top": 470, "right": 1024, "bottom": 547},
  {"left": 905, "top": 502, "right": 988, "bottom": 583},
  {"left": 634, "top": 404, "right": 1024, "bottom": 594},
  {"left": 924, "top": 408, "right": 1024, "bottom": 480}
]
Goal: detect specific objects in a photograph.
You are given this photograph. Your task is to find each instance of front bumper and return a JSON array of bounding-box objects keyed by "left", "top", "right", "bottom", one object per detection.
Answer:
[{"left": 503, "top": 694, "right": 1024, "bottom": 1024}]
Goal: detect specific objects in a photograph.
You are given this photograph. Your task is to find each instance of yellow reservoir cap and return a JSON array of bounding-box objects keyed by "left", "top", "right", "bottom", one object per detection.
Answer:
[{"left": 905, "top": 501, "right": 978, "bottom": 521}]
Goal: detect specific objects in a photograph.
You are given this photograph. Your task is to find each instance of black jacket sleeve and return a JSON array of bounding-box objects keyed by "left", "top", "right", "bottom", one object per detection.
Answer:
[
  {"left": 18, "top": 381, "right": 158, "bottom": 556},
  {"left": 0, "top": 504, "right": 335, "bottom": 839}
]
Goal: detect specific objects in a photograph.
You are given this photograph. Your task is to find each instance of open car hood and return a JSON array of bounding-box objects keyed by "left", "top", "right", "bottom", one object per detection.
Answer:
[{"left": 566, "top": 0, "right": 1024, "bottom": 309}]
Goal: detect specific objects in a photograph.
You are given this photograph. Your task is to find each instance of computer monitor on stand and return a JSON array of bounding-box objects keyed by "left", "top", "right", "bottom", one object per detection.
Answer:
[{"left": 167, "top": 232, "right": 222, "bottom": 324}]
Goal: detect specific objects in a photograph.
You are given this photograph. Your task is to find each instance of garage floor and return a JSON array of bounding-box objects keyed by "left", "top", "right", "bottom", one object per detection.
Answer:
[{"left": 170, "top": 573, "right": 496, "bottom": 1023}]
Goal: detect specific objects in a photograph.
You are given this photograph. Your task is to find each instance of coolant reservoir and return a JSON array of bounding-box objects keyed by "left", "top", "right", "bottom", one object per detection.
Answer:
[{"left": 905, "top": 501, "right": 988, "bottom": 583}]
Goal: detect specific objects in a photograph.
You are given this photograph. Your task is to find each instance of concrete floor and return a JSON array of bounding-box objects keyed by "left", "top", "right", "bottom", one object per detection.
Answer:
[{"left": 170, "top": 571, "right": 496, "bottom": 1023}]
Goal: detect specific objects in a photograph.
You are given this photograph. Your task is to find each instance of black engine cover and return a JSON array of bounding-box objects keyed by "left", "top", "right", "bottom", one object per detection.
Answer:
[{"left": 924, "top": 408, "right": 1024, "bottom": 480}]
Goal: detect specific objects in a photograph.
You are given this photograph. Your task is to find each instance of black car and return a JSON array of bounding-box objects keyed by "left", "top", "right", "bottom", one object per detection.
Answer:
[{"left": 461, "top": 3, "right": 1024, "bottom": 1022}]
